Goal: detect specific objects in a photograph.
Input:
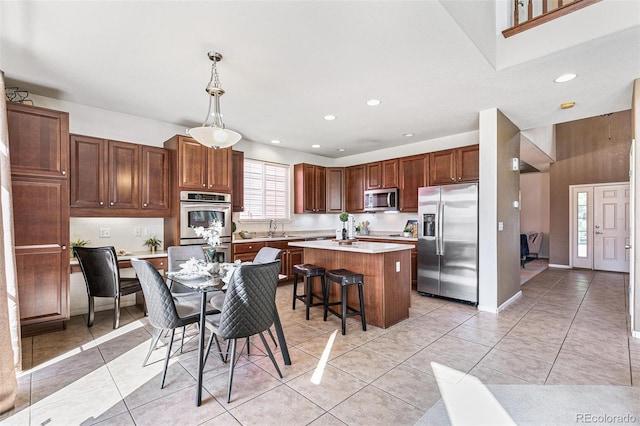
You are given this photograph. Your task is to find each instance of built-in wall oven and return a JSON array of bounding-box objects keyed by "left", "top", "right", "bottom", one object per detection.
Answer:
[{"left": 179, "top": 191, "right": 232, "bottom": 262}]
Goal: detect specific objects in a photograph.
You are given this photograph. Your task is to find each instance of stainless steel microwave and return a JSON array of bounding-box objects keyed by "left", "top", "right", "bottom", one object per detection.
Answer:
[{"left": 364, "top": 188, "right": 399, "bottom": 212}]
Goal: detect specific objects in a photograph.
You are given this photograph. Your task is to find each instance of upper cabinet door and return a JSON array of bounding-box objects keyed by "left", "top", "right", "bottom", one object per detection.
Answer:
[
  {"left": 429, "top": 149, "right": 456, "bottom": 185},
  {"left": 325, "top": 167, "right": 345, "bottom": 213},
  {"left": 70, "top": 134, "right": 106, "bottom": 208},
  {"left": 7, "top": 103, "right": 69, "bottom": 179},
  {"left": 456, "top": 144, "right": 479, "bottom": 182},
  {"left": 232, "top": 150, "right": 244, "bottom": 212},
  {"left": 141, "top": 145, "right": 169, "bottom": 211},
  {"left": 382, "top": 159, "right": 399, "bottom": 188},
  {"left": 399, "top": 154, "right": 428, "bottom": 212},
  {"left": 345, "top": 164, "right": 365, "bottom": 213},
  {"left": 207, "top": 147, "right": 232, "bottom": 192},
  {"left": 178, "top": 137, "right": 208, "bottom": 189},
  {"left": 314, "top": 165, "right": 326, "bottom": 212},
  {"left": 366, "top": 161, "right": 383, "bottom": 189},
  {"left": 108, "top": 141, "right": 140, "bottom": 209}
]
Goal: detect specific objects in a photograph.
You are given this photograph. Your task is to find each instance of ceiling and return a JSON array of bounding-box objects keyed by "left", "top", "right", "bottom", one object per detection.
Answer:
[{"left": 2, "top": 1, "right": 639, "bottom": 158}]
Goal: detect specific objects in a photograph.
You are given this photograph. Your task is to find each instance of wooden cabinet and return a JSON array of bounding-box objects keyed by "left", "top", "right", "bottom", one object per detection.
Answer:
[
  {"left": 360, "top": 237, "right": 417, "bottom": 290},
  {"left": 430, "top": 145, "right": 479, "bottom": 185},
  {"left": 7, "top": 103, "right": 70, "bottom": 333},
  {"left": 232, "top": 241, "right": 265, "bottom": 263},
  {"left": 366, "top": 159, "right": 398, "bottom": 189},
  {"left": 141, "top": 146, "right": 170, "bottom": 211},
  {"left": 345, "top": 164, "right": 365, "bottom": 213},
  {"left": 166, "top": 135, "right": 232, "bottom": 192},
  {"left": 232, "top": 150, "right": 244, "bottom": 212},
  {"left": 294, "top": 163, "right": 326, "bottom": 213},
  {"left": 70, "top": 135, "right": 169, "bottom": 216},
  {"left": 265, "top": 240, "right": 304, "bottom": 281},
  {"left": 398, "top": 154, "right": 429, "bottom": 212},
  {"left": 325, "top": 167, "right": 345, "bottom": 213}
]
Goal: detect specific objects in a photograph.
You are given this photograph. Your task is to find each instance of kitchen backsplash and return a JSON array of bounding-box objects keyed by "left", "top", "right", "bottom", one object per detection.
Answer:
[{"left": 70, "top": 212, "right": 418, "bottom": 252}]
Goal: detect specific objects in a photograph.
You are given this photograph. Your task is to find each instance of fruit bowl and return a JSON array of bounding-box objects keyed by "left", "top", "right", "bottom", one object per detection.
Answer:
[{"left": 239, "top": 231, "right": 253, "bottom": 239}]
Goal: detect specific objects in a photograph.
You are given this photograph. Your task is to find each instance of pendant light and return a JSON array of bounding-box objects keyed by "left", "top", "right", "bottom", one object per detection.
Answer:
[{"left": 188, "top": 51, "right": 242, "bottom": 149}]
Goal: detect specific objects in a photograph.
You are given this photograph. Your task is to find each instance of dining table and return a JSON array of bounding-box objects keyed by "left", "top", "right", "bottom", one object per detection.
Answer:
[{"left": 167, "top": 262, "right": 291, "bottom": 406}]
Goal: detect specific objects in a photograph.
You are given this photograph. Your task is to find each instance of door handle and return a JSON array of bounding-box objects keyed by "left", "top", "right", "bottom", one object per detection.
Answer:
[
  {"left": 625, "top": 245, "right": 632, "bottom": 249},
  {"left": 595, "top": 231, "right": 603, "bottom": 234}
]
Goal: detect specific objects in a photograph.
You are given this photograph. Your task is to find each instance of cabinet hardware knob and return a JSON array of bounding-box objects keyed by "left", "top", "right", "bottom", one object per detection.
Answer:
[
  {"left": 62, "top": 245, "right": 67, "bottom": 250},
  {"left": 143, "top": 203, "right": 147, "bottom": 207},
  {"left": 62, "top": 170, "right": 66, "bottom": 175},
  {"left": 202, "top": 184, "right": 206, "bottom": 187},
  {"left": 100, "top": 201, "right": 104, "bottom": 205},
  {"left": 110, "top": 202, "right": 114, "bottom": 205},
  {"left": 451, "top": 177, "right": 455, "bottom": 181},
  {"left": 458, "top": 177, "right": 461, "bottom": 180}
]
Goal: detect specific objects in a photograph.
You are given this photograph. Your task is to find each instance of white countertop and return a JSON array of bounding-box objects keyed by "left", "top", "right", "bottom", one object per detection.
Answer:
[
  {"left": 232, "top": 232, "right": 417, "bottom": 244},
  {"left": 288, "top": 239, "right": 413, "bottom": 254},
  {"left": 70, "top": 250, "right": 168, "bottom": 265}
]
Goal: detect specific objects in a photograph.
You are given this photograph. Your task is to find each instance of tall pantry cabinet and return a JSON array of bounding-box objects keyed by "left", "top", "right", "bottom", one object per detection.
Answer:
[{"left": 7, "top": 103, "right": 70, "bottom": 335}]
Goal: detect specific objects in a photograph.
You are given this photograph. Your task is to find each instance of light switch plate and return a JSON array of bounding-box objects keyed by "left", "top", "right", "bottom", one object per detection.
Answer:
[
  {"left": 498, "top": 222, "right": 504, "bottom": 231},
  {"left": 99, "top": 228, "right": 111, "bottom": 238}
]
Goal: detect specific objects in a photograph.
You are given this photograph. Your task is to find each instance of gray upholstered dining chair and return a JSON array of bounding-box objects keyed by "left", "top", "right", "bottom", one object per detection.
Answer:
[
  {"left": 209, "top": 246, "right": 282, "bottom": 311},
  {"left": 167, "top": 245, "right": 207, "bottom": 292},
  {"left": 74, "top": 246, "right": 143, "bottom": 329},
  {"left": 131, "top": 258, "right": 203, "bottom": 389},
  {"left": 204, "top": 260, "right": 283, "bottom": 402}
]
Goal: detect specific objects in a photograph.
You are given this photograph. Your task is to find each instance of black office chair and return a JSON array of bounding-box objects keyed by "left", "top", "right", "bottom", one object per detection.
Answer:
[
  {"left": 74, "top": 246, "right": 144, "bottom": 329},
  {"left": 204, "top": 260, "right": 283, "bottom": 402},
  {"left": 131, "top": 258, "right": 202, "bottom": 389}
]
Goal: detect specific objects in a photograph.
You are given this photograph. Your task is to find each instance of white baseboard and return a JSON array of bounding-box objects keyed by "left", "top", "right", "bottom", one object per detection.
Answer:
[
  {"left": 477, "top": 290, "right": 522, "bottom": 314},
  {"left": 548, "top": 263, "right": 572, "bottom": 269}
]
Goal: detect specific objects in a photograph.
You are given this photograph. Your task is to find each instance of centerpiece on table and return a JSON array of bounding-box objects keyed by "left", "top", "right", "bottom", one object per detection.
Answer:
[{"left": 193, "top": 220, "right": 222, "bottom": 264}]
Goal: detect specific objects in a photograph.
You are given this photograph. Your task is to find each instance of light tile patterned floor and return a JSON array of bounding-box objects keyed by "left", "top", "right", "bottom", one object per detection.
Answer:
[{"left": 2, "top": 268, "right": 638, "bottom": 425}]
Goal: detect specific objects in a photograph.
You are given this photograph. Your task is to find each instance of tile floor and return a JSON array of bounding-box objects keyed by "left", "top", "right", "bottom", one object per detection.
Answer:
[{"left": 2, "top": 267, "right": 639, "bottom": 425}]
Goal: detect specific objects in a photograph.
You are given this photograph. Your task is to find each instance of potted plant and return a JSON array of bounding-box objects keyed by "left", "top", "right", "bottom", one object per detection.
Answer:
[
  {"left": 70, "top": 238, "right": 90, "bottom": 257},
  {"left": 339, "top": 212, "right": 349, "bottom": 240},
  {"left": 143, "top": 236, "right": 162, "bottom": 253},
  {"left": 403, "top": 226, "right": 412, "bottom": 238}
]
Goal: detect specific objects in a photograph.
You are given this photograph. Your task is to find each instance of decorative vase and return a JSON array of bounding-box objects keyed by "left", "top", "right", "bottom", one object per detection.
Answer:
[
  {"left": 150, "top": 246, "right": 156, "bottom": 254},
  {"left": 206, "top": 247, "right": 217, "bottom": 263},
  {"left": 341, "top": 227, "right": 347, "bottom": 240}
]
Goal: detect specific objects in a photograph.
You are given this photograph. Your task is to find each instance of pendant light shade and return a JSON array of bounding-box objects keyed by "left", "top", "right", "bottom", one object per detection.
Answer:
[{"left": 188, "top": 51, "right": 242, "bottom": 149}]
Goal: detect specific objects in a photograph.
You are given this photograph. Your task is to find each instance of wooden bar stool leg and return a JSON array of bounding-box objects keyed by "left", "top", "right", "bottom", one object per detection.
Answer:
[
  {"left": 292, "top": 273, "right": 300, "bottom": 310},
  {"left": 358, "top": 281, "right": 366, "bottom": 331},
  {"left": 341, "top": 284, "right": 347, "bottom": 335},
  {"left": 305, "top": 275, "right": 312, "bottom": 320}
]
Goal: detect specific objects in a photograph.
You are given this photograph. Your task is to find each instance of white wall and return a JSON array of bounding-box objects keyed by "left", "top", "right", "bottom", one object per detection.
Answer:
[{"left": 520, "top": 172, "right": 550, "bottom": 258}]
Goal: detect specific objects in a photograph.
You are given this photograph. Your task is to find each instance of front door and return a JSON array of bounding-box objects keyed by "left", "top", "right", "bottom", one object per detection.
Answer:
[{"left": 593, "top": 184, "right": 630, "bottom": 273}]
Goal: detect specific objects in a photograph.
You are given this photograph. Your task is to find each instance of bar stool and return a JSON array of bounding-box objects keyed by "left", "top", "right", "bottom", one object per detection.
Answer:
[
  {"left": 292, "top": 264, "right": 326, "bottom": 320},
  {"left": 324, "top": 269, "right": 367, "bottom": 335}
]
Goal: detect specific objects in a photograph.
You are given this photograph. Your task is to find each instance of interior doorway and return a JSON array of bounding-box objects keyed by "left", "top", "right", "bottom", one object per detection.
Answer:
[{"left": 570, "top": 182, "right": 630, "bottom": 273}]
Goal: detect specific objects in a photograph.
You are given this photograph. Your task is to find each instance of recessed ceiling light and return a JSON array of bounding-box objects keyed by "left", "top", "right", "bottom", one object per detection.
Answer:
[
  {"left": 337, "top": 148, "right": 346, "bottom": 152},
  {"left": 323, "top": 115, "right": 336, "bottom": 121},
  {"left": 312, "top": 144, "right": 321, "bottom": 148},
  {"left": 555, "top": 73, "right": 577, "bottom": 83},
  {"left": 403, "top": 133, "right": 415, "bottom": 137},
  {"left": 560, "top": 101, "right": 576, "bottom": 109},
  {"left": 270, "top": 139, "right": 281, "bottom": 144},
  {"left": 366, "top": 99, "right": 381, "bottom": 106}
]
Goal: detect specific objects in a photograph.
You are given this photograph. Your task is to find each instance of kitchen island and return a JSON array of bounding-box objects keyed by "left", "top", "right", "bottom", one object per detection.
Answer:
[{"left": 288, "top": 240, "right": 413, "bottom": 328}]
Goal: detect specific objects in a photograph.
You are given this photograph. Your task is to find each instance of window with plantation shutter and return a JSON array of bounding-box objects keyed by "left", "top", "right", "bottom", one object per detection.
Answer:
[{"left": 239, "top": 158, "right": 290, "bottom": 221}]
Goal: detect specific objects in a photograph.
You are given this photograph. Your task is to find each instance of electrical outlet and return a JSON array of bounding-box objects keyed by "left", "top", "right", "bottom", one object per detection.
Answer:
[
  {"left": 99, "top": 228, "right": 111, "bottom": 238},
  {"left": 498, "top": 222, "right": 504, "bottom": 231},
  {"left": 143, "top": 227, "right": 150, "bottom": 236},
  {"left": 134, "top": 227, "right": 141, "bottom": 236}
]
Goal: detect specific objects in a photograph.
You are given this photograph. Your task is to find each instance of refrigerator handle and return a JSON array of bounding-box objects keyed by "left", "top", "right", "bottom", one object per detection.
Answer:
[
  {"left": 439, "top": 201, "right": 445, "bottom": 256},
  {"left": 435, "top": 201, "right": 441, "bottom": 255}
]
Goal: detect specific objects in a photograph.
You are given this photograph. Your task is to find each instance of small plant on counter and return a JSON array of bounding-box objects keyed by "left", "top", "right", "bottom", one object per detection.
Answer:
[
  {"left": 70, "top": 239, "right": 91, "bottom": 257},
  {"left": 403, "top": 226, "right": 412, "bottom": 237},
  {"left": 142, "top": 236, "right": 162, "bottom": 253}
]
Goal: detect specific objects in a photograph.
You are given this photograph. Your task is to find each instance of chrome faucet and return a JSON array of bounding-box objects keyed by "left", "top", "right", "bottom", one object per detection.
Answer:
[{"left": 268, "top": 219, "right": 277, "bottom": 237}]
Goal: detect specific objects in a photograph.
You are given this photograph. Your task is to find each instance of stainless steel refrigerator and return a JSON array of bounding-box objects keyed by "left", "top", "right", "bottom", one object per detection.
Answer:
[{"left": 417, "top": 183, "right": 478, "bottom": 305}]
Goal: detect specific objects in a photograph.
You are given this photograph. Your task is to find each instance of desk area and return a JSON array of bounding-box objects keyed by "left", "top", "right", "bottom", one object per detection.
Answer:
[{"left": 288, "top": 240, "right": 413, "bottom": 328}]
